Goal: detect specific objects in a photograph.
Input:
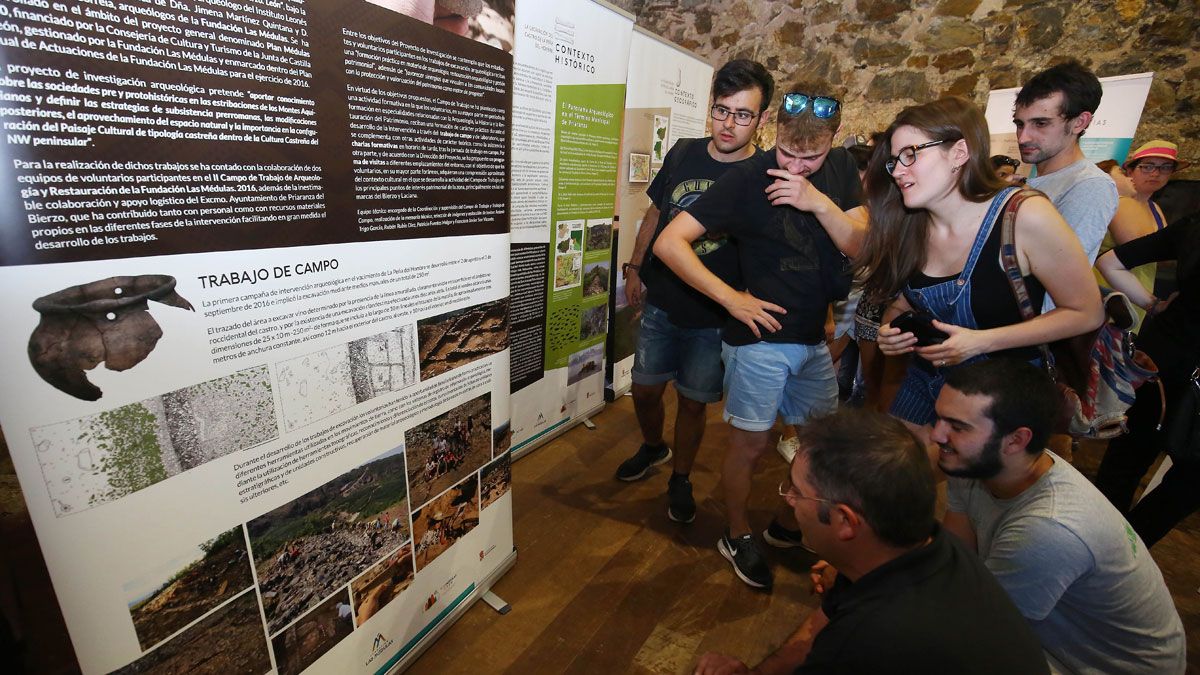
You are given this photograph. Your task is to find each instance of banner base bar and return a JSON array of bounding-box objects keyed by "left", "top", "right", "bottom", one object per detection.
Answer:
[
  {"left": 511, "top": 401, "right": 607, "bottom": 463},
  {"left": 381, "top": 548, "right": 518, "bottom": 674},
  {"left": 481, "top": 590, "right": 511, "bottom": 614}
]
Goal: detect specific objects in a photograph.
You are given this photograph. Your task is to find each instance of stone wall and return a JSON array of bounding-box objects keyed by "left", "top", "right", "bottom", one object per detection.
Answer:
[{"left": 609, "top": 0, "right": 1199, "bottom": 177}]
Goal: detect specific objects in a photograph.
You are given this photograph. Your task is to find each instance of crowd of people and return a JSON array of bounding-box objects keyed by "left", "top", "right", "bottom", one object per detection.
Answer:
[{"left": 616, "top": 57, "right": 1195, "bottom": 673}]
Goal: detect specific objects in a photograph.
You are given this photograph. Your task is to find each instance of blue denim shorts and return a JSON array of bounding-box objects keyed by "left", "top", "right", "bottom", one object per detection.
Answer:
[
  {"left": 721, "top": 341, "right": 838, "bottom": 432},
  {"left": 630, "top": 303, "right": 723, "bottom": 403}
]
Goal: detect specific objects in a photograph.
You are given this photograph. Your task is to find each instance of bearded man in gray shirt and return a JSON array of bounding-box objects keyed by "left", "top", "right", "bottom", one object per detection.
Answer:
[{"left": 935, "top": 359, "right": 1184, "bottom": 675}]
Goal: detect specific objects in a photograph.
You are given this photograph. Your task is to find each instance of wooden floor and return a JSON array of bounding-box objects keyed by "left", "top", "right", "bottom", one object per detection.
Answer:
[{"left": 411, "top": 391, "right": 1200, "bottom": 675}]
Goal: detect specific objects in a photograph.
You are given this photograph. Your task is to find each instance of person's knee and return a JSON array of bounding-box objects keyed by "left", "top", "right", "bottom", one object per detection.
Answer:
[
  {"left": 676, "top": 395, "right": 707, "bottom": 417},
  {"left": 631, "top": 381, "right": 665, "bottom": 405},
  {"left": 728, "top": 429, "right": 770, "bottom": 460}
]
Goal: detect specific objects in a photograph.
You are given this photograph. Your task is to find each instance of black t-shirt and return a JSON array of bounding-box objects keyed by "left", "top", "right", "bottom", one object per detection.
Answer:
[
  {"left": 685, "top": 147, "right": 861, "bottom": 345},
  {"left": 1115, "top": 217, "right": 1200, "bottom": 349},
  {"left": 643, "top": 138, "right": 760, "bottom": 328},
  {"left": 798, "top": 525, "right": 1050, "bottom": 675},
  {"left": 908, "top": 204, "right": 1045, "bottom": 363}
]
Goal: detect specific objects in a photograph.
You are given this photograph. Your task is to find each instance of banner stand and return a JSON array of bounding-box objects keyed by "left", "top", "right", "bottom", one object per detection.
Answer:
[
  {"left": 380, "top": 550, "right": 518, "bottom": 675},
  {"left": 511, "top": 401, "right": 607, "bottom": 463}
]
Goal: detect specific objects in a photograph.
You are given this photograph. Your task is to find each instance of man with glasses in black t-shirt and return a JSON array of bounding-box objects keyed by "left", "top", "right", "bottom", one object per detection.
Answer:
[{"left": 615, "top": 60, "right": 774, "bottom": 526}]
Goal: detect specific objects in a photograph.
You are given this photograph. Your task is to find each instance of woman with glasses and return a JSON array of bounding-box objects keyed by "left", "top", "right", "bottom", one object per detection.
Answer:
[
  {"left": 1123, "top": 140, "right": 1189, "bottom": 298},
  {"left": 1092, "top": 158, "right": 1159, "bottom": 328},
  {"left": 856, "top": 97, "right": 1103, "bottom": 429}
]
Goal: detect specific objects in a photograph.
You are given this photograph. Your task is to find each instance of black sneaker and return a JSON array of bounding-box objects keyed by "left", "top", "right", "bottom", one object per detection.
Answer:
[
  {"left": 762, "top": 519, "right": 815, "bottom": 553},
  {"left": 667, "top": 474, "right": 695, "bottom": 523},
  {"left": 615, "top": 443, "right": 672, "bottom": 481},
  {"left": 717, "top": 532, "right": 773, "bottom": 590}
]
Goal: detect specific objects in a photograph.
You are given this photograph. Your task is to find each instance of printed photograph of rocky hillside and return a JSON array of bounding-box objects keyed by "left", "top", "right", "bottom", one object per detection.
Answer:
[
  {"left": 247, "top": 446, "right": 410, "bottom": 634},
  {"left": 417, "top": 298, "right": 508, "bottom": 380},
  {"left": 480, "top": 452, "right": 511, "bottom": 510},
  {"left": 111, "top": 590, "right": 270, "bottom": 675},
  {"left": 270, "top": 589, "right": 354, "bottom": 675},
  {"left": 124, "top": 526, "right": 253, "bottom": 650}
]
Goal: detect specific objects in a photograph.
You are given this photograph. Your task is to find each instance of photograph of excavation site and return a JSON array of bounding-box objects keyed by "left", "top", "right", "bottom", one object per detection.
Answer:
[
  {"left": 404, "top": 393, "right": 491, "bottom": 507},
  {"left": 123, "top": 526, "right": 254, "bottom": 651},
  {"left": 417, "top": 298, "right": 509, "bottom": 380},
  {"left": 480, "top": 452, "right": 511, "bottom": 510},
  {"left": 246, "top": 446, "right": 411, "bottom": 634},
  {"left": 111, "top": 590, "right": 270, "bottom": 675},
  {"left": 350, "top": 543, "right": 415, "bottom": 627},
  {"left": 412, "top": 475, "right": 480, "bottom": 572},
  {"left": 270, "top": 589, "right": 355, "bottom": 675}
]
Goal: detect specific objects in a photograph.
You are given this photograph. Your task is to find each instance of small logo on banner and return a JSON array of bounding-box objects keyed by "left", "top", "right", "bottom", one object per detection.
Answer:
[{"left": 364, "top": 632, "right": 395, "bottom": 667}]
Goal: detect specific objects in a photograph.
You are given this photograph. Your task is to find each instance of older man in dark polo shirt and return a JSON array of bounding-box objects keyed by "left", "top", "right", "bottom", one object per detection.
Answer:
[{"left": 694, "top": 409, "right": 1049, "bottom": 675}]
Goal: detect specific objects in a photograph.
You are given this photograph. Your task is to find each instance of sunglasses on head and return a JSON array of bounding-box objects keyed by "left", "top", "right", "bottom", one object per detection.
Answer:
[{"left": 782, "top": 92, "right": 840, "bottom": 119}]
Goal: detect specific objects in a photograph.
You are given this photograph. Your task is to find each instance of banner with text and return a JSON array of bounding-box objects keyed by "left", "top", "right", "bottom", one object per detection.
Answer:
[
  {"left": 607, "top": 29, "right": 712, "bottom": 398},
  {"left": 508, "top": 0, "right": 631, "bottom": 451},
  {"left": 0, "top": 1, "right": 515, "bottom": 673},
  {"left": 985, "top": 72, "right": 1154, "bottom": 177}
]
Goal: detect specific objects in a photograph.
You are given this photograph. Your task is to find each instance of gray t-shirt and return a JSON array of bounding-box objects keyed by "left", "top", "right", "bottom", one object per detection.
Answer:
[
  {"left": 1028, "top": 158, "right": 1118, "bottom": 312},
  {"left": 947, "top": 453, "right": 1185, "bottom": 674}
]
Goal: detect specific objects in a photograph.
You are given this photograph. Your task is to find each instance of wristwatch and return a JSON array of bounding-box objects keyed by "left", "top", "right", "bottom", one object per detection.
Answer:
[{"left": 622, "top": 262, "right": 640, "bottom": 278}]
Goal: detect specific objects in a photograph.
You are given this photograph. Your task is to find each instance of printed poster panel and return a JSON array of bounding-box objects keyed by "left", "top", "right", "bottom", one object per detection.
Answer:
[
  {"left": 985, "top": 72, "right": 1154, "bottom": 179},
  {"left": 0, "top": 1, "right": 516, "bottom": 673},
  {"left": 607, "top": 29, "right": 712, "bottom": 398},
  {"left": 508, "top": 0, "right": 632, "bottom": 451}
]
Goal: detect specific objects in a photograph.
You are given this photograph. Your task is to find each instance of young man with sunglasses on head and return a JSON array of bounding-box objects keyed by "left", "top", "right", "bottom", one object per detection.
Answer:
[
  {"left": 616, "top": 60, "right": 774, "bottom": 525},
  {"left": 1013, "top": 60, "right": 1118, "bottom": 272},
  {"left": 654, "top": 80, "right": 865, "bottom": 590}
]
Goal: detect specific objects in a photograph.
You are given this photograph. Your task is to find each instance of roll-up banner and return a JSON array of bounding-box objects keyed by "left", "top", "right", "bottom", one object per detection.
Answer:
[
  {"left": 508, "top": 0, "right": 632, "bottom": 453},
  {"left": 985, "top": 72, "right": 1154, "bottom": 174},
  {"left": 607, "top": 29, "right": 712, "bottom": 399},
  {"left": 0, "top": 1, "right": 516, "bottom": 673}
]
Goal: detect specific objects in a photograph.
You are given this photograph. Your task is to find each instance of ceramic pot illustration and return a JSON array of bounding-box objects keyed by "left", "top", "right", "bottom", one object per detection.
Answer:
[{"left": 28, "top": 275, "right": 194, "bottom": 400}]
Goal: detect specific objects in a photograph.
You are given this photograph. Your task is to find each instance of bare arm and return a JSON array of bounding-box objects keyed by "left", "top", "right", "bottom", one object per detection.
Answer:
[
  {"left": 1096, "top": 249, "right": 1176, "bottom": 314},
  {"left": 694, "top": 608, "right": 830, "bottom": 675},
  {"left": 1107, "top": 197, "right": 1155, "bottom": 246},
  {"left": 916, "top": 196, "right": 1104, "bottom": 366},
  {"left": 765, "top": 169, "right": 866, "bottom": 256},
  {"left": 942, "top": 510, "right": 978, "bottom": 553},
  {"left": 623, "top": 203, "right": 660, "bottom": 310},
  {"left": 653, "top": 211, "right": 785, "bottom": 338}
]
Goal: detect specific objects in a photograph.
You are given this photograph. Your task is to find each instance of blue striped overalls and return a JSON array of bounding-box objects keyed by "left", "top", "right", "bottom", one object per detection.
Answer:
[{"left": 889, "top": 187, "right": 1019, "bottom": 425}]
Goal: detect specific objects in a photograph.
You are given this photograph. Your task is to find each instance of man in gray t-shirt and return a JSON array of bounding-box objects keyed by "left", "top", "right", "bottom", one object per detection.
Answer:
[
  {"left": 1014, "top": 61, "right": 1117, "bottom": 311},
  {"left": 934, "top": 360, "right": 1184, "bottom": 674}
]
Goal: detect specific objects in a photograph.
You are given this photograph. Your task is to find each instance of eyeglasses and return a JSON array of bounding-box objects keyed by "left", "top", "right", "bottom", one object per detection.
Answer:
[
  {"left": 711, "top": 105, "right": 759, "bottom": 126},
  {"left": 885, "top": 139, "right": 948, "bottom": 174},
  {"left": 778, "top": 479, "right": 834, "bottom": 506},
  {"left": 782, "top": 92, "right": 840, "bottom": 119},
  {"left": 1134, "top": 162, "right": 1176, "bottom": 175}
]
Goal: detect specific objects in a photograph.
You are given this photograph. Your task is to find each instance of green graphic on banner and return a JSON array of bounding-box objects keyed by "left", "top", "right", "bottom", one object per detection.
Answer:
[{"left": 546, "top": 83, "right": 625, "bottom": 370}]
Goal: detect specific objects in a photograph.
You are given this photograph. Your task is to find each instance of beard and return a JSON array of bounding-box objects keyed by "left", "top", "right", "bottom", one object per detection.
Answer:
[{"left": 939, "top": 433, "right": 1004, "bottom": 480}]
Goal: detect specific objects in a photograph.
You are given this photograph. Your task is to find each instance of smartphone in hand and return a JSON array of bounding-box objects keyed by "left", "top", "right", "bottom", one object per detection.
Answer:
[{"left": 891, "top": 311, "right": 949, "bottom": 346}]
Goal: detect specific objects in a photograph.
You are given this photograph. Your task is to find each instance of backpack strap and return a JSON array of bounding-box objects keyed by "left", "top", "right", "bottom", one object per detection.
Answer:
[{"left": 998, "top": 188, "right": 1057, "bottom": 375}]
